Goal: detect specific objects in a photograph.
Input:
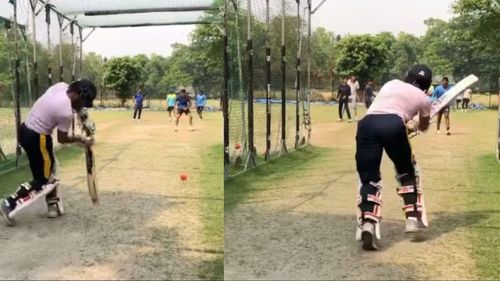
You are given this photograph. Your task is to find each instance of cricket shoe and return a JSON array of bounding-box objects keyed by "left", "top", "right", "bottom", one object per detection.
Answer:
[
  {"left": 360, "top": 221, "right": 378, "bottom": 250},
  {"left": 47, "top": 199, "right": 64, "bottom": 218},
  {"left": 446, "top": 130, "right": 451, "bottom": 136},
  {"left": 405, "top": 217, "right": 427, "bottom": 241},
  {"left": 0, "top": 199, "right": 14, "bottom": 226}
]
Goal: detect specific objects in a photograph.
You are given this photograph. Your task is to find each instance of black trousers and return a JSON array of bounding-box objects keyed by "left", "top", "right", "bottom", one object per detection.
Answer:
[
  {"left": 462, "top": 98, "right": 470, "bottom": 109},
  {"left": 338, "top": 99, "right": 351, "bottom": 119},
  {"left": 7, "top": 124, "right": 55, "bottom": 208},
  {"left": 133, "top": 106, "right": 143, "bottom": 119},
  {"left": 356, "top": 114, "right": 418, "bottom": 221},
  {"left": 365, "top": 99, "right": 372, "bottom": 109}
]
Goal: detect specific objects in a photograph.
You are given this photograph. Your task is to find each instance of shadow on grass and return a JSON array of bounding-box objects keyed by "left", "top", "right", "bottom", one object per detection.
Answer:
[
  {"left": 199, "top": 144, "right": 224, "bottom": 280},
  {"left": 225, "top": 145, "right": 336, "bottom": 213},
  {"left": 466, "top": 154, "right": 500, "bottom": 279}
]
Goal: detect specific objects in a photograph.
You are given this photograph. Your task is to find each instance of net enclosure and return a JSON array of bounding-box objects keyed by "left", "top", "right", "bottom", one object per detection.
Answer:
[
  {"left": 0, "top": 0, "right": 220, "bottom": 172},
  {"left": 222, "top": 0, "right": 313, "bottom": 178}
]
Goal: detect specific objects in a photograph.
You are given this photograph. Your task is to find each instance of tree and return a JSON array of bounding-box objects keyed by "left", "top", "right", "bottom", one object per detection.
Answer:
[
  {"left": 390, "top": 32, "right": 420, "bottom": 78},
  {"left": 335, "top": 34, "right": 388, "bottom": 87},
  {"left": 374, "top": 32, "right": 396, "bottom": 83},
  {"left": 418, "top": 18, "right": 454, "bottom": 78},
  {"left": 452, "top": 0, "right": 500, "bottom": 91},
  {"left": 103, "top": 57, "right": 142, "bottom": 106},
  {"left": 310, "top": 27, "right": 335, "bottom": 88},
  {"left": 143, "top": 54, "right": 169, "bottom": 98},
  {"left": 161, "top": 44, "right": 193, "bottom": 89}
]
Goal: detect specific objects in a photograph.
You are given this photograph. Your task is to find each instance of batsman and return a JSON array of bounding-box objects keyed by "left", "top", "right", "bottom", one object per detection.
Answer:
[
  {"left": 355, "top": 65, "right": 432, "bottom": 250},
  {"left": 0, "top": 80, "right": 97, "bottom": 226}
]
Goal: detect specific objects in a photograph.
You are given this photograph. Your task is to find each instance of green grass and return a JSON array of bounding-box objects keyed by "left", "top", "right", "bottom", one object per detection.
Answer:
[
  {"left": 225, "top": 145, "right": 334, "bottom": 212},
  {"left": 0, "top": 146, "right": 82, "bottom": 198},
  {"left": 198, "top": 144, "right": 224, "bottom": 280},
  {"left": 468, "top": 154, "right": 500, "bottom": 279}
]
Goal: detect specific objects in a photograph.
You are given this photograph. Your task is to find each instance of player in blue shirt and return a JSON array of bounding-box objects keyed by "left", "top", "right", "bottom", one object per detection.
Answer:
[
  {"left": 175, "top": 89, "right": 193, "bottom": 131},
  {"left": 133, "top": 87, "right": 145, "bottom": 121},
  {"left": 195, "top": 91, "right": 207, "bottom": 119},
  {"left": 432, "top": 77, "right": 451, "bottom": 135}
]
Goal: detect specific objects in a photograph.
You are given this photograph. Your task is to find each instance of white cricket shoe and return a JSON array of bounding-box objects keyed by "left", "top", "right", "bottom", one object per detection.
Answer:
[
  {"left": 0, "top": 200, "right": 14, "bottom": 226},
  {"left": 47, "top": 201, "right": 64, "bottom": 218},
  {"left": 405, "top": 217, "right": 426, "bottom": 241},
  {"left": 361, "top": 221, "right": 378, "bottom": 250}
]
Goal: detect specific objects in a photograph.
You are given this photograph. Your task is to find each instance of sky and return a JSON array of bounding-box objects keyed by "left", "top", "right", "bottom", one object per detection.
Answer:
[{"left": 82, "top": 0, "right": 456, "bottom": 58}]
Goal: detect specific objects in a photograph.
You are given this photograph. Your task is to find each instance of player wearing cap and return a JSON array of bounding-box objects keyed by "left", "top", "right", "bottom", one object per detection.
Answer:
[
  {"left": 432, "top": 77, "right": 452, "bottom": 135},
  {"left": 0, "top": 80, "right": 97, "bottom": 226},
  {"left": 355, "top": 65, "right": 432, "bottom": 250}
]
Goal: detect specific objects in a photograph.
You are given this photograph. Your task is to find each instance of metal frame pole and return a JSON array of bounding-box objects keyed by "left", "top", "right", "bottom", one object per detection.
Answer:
[
  {"left": 10, "top": 0, "right": 22, "bottom": 165},
  {"left": 223, "top": 0, "right": 230, "bottom": 177},
  {"left": 245, "top": 0, "right": 256, "bottom": 168},
  {"left": 57, "top": 13, "right": 64, "bottom": 82},
  {"left": 280, "top": 0, "right": 288, "bottom": 154},
  {"left": 70, "top": 22, "right": 76, "bottom": 81},
  {"left": 46, "top": 4, "right": 52, "bottom": 85},
  {"left": 30, "top": 0, "right": 39, "bottom": 98},
  {"left": 294, "top": 0, "right": 301, "bottom": 149},
  {"left": 265, "top": 0, "right": 271, "bottom": 160}
]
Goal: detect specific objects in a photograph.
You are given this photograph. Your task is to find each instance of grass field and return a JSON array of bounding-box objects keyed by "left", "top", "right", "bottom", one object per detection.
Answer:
[
  {"left": 0, "top": 108, "right": 223, "bottom": 280},
  {"left": 225, "top": 103, "right": 500, "bottom": 279}
]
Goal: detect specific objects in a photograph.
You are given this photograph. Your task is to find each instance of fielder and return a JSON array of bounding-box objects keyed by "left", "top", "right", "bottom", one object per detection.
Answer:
[
  {"left": 0, "top": 80, "right": 97, "bottom": 226},
  {"left": 175, "top": 89, "right": 193, "bottom": 132},
  {"left": 432, "top": 77, "right": 452, "bottom": 135},
  {"left": 196, "top": 91, "right": 207, "bottom": 120},
  {"left": 166, "top": 90, "right": 177, "bottom": 122},
  {"left": 347, "top": 75, "right": 360, "bottom": 120},
  {"left": 355, "top": 65, "right": 432, "bottom": 250}
]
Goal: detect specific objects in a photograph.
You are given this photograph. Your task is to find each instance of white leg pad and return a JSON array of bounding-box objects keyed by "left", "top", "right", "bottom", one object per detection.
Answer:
[{"left": 9, "top": 181, "right": 60, "bottom": 219}]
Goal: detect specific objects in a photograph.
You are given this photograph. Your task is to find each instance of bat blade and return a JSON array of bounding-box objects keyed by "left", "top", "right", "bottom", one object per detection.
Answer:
[
  {"left": 430, "top": 74, "right": 478, "bottom": 119},
  {"left": 86, "top": 146, "right": 98, "bottom": 205}
]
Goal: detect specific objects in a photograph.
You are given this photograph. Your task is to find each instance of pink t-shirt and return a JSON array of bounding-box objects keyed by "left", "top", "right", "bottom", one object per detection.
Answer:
[
  {"left": 367, "top": 79, "right": 431, "bottom": 122},
  {"left": 25, "top": 82, "right": 73, "bottom": 135}
]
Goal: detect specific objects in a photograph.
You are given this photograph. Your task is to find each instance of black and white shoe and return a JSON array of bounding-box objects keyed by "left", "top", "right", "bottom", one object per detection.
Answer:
[{"left": 0, "top": 199, "right": 14, "bottom": 226}]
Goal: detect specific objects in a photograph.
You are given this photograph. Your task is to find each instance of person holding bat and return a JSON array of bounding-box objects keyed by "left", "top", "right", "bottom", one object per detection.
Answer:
[
  {"left": 0, "top": 80, "right": 97, "bottom": 226},
  {"left": 355, "top": 65, "right": 432, "bottom": 250},
  {"left": 175, "top": 89, "right": 194, "bottom": 132}
]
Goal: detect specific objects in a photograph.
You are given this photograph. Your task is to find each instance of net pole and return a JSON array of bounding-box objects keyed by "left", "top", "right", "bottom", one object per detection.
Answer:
[
  {"left": 294, "top": 0, "right": 301, "bottom": 149},
  {"left": 45, "top": 4, "right": 52, "bottom": 85},
  {"left": 223, "top": 0, "right": 230, "bottom": 176},
  {"left": 71, "top": 22, "right": 76, "bottom": 81},
  {"left": 280, "top": 0, "right": 287, "bottom": 154},
  {"left": 264, "top": 0, "right": 271, "bottom": 161},
  {"left": 245, "top": 0, "right": 256, "bottom": 168},
  {"left": 11, "top": 0, "right": 22, "bottom": 166},
  {"left": 497, "top": 88, "right": 500, "bottom": 162},
  {"left": 30, "top": 0, "right": 39, "bottom": 98},
  {"left": 234, "top": 2, "right": 247, "bottom": 158},
  {"left": 306, "top": 0, "right": 312, "bottom": 143},
  {"left": 79, "top": 26, "right": 83, "bottom": 75},
  {"left": 57, "top": 13, "right": 64, "bottom": 82}
]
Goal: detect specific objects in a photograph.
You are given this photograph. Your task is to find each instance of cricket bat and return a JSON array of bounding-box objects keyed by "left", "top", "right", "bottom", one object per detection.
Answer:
[
  {"left": 429, "top": 74, "right": 478, "bottom": 119},
  {"left": 409, "top": 74, "right": 479, "bottom": 138},
  {"left": 77, "top": 108, "right": 98, "bottom": 205}
]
